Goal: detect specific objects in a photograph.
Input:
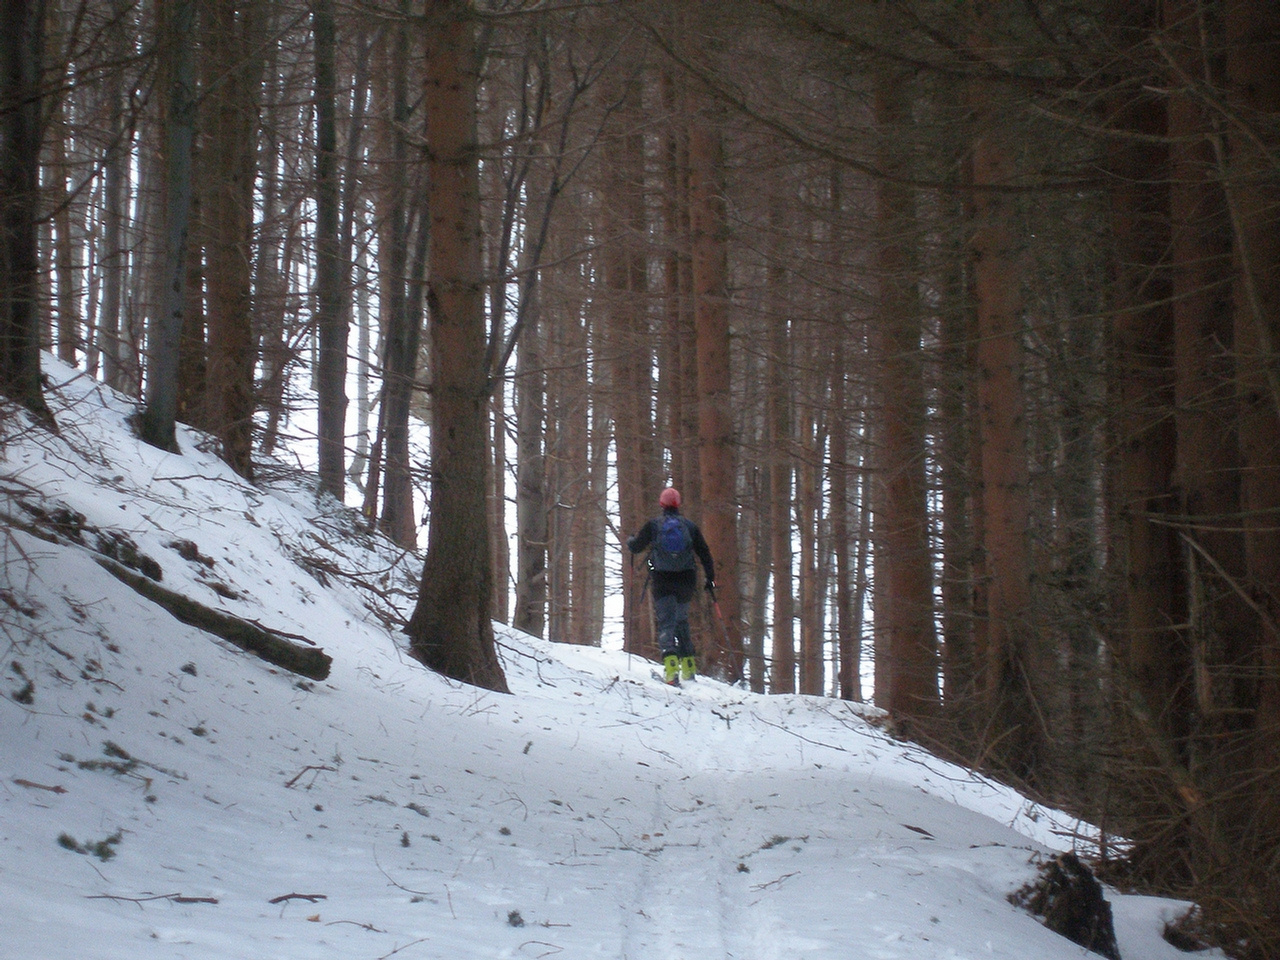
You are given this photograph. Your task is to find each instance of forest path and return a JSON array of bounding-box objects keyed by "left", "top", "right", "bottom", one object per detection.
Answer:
[
  {"left": 617, "top": 776, "right": 785, "bottom": 960},
  {"left": 610, "top": 678, "right": 788, "bottom": 960}
]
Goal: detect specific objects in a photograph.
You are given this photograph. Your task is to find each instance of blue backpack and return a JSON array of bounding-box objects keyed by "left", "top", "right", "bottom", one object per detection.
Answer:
[{"left": 650, "top": 514, "right": 694, "bottom": 572}]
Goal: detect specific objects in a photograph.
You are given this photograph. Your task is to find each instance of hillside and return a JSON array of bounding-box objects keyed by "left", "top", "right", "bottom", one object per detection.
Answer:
[{"left": 0, "top": 359, "right": 1213, "bottom": 959}]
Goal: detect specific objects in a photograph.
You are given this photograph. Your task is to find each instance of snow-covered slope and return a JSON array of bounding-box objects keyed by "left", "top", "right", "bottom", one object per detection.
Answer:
[{"left": 1, "top": 359, "right": 1212, "bottom": 959}]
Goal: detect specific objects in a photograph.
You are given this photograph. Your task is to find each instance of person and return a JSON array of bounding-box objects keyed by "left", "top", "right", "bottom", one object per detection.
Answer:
[{"left": 626, "top": 486, "right": 715, "bottom": 685}]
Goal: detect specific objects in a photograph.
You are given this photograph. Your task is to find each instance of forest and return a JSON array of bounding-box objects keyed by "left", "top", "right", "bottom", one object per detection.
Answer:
[{"left": 0, "top": 0, "right": 1277, "bottom": 955}]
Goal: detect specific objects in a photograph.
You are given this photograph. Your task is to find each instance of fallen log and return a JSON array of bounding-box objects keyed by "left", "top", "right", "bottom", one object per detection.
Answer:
[{"left": 95, "top": 558, "right": 331, "bottom": 681}]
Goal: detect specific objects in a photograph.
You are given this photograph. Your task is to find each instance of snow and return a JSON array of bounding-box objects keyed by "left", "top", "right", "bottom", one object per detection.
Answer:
[{"left": 1, "top": 358, "right": 1214, "bottom": 960}]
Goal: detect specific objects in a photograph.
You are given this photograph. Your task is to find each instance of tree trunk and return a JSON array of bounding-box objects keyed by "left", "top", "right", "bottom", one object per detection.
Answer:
[
  {"left": 138, "top": 0, "right": 194, "bottom": 452},
  {"left": 342, "top": 36, "right": 373, "bottom": 488},
  {"left": 688, "top": 107, "right": 743, "bottom": 682},
  {"left": 1162, "top": 0, "right": 1253, "bottom": 850},
  {"left": 1105, "top": 14, "right": 1186, "bottom": 796},
  {"left": 766, "top": 214, "right": 795, "bottom": 694},
  {"left": 97, "top": 3, "right": 131, "bottom": 395},
  {"left": 348, "top": 247, "right": 374, "bottom": 489},
  {"left": 603, "top": 72, "right": 657, "bottom": 659},
  {"left": 407, "top": 0, "right": 508, "bottom": 694},
  {"left": 660, "top": 61, "right": 699, "bottom": 495},
  {"left": 313, "top": 0, "right": 348, "bottom": 502},
  {"left": 253, "top": 20, "right": 290, "bottom": 458},
  {"left": 512, "top": 306, "right": 547, "bottom": 637},
  {"left": 51, "top": 98, "right": 81, "bottom": 367},
  {"left": 0, "top": 0, "right": 50, "bottom": 422},
  {"left": 1221, "top": 0, "right": 1280, "bottom": 850},
  {"left": 373, "top": 6, "right": 422, "bottom": 548},
  {"left": 830, "top": 339, "right": 857, "bottom": 702},
  {"left": 796, "top": 397, "right": 821, "bottom": 695},
  {"left": 968, "top": 10, "right": 1041, "bottom": 779},
  {"left": 203, "top": 0, "right": 262, "bottom": 480},
  {"left": 939, "top": 159, "right": 978, "bottom": 735},
  {"left": 872, "top": 63, "right": 938, "bottom": 724}
]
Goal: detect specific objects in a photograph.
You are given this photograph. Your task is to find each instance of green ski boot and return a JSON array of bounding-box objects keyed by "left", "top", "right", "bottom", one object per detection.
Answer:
[
  {"left": 663, "top": 655, "right": 681, "bottom": 685},
  {"left": 680, "top": 656, "right": 697, "bottom": 682}
]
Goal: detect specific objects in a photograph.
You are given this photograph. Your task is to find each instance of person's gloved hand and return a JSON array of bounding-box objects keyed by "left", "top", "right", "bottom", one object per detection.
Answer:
[{"left": 626, "top": 535, "right": 638, "bottom": 552}]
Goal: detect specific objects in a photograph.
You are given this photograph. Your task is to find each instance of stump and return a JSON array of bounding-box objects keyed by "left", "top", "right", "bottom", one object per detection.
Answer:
[{"left": 1011, "top": 851, "right": 1121, "bottom": 960}]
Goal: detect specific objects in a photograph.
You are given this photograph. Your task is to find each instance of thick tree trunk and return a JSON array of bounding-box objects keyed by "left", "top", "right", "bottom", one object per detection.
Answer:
[
  {"left": 1222, "top": 0, "right": 1280, "bottom": 848},
  {"left": 689, "top": 111, "right": 743, "bottom": 682},
  {"left": 603, "top": 73, "right": 657, "bottom": 659},
  {"left": 253, "top": 21, "right": 291, "bottom": 458},
  {"left": 1161, "top": 0, "right": 1253, "bottom": 848},
  {"left": 544, "top": 217, "right": 595, "bottom": 645},
  {"left": 407, "top": 0, "right": 508, "bottom": 694},
  {"left": 968, "top": 16, "right": 1041, "bottom": 778},
  {"left": 0, "top": 0, "right": 49, "bottom": 422},
  {"left": 97, "top": 4, "right": 131, "bottom": 394},
  {"left": 373, "top": 8, "right": 423, "bottom": 548},
  {"left": 872, "top": 65, "right": 938, "bottom": 724},
  {"left": 1106, "top": 28, "right": 1186, "bottom": 794},
  {"left": 660, "top": 60, "right": 699, "bottom": 494},
  {"left": 313, "top": 0, "right": 347, "bottom": 502},
  {"left": 203, "top": 0, "right": 262, "bottom": 480},
  {"left": 138, "top": 0, "right": 194, "bottom": 452},
  {"left": 938, "top": 152, "right": 978, "bottom": 734}
]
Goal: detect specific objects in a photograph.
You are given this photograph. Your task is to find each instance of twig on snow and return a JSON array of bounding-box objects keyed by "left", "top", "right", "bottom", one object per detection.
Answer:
[
  {"left": 87, "top": 892, "right": 219, "bottom": 906},
  {"left": 268, "top": 892, "right": 327, "bottom": 904},
  {"left": 284, "top": 764, "right": 336, "bottom": 788}
]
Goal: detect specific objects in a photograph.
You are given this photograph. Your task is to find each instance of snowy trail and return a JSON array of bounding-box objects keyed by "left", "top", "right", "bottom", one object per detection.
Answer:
[
  {"left": 2, "top": 360, "right": 1216, "bottom": 960},
  {"left": 616, "top": 777, "right": 771, "bottom": 960}
]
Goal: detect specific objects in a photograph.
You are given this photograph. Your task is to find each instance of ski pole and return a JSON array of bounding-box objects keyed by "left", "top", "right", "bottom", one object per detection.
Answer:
[
  {"left": 706, "top": 582, "right": 743, "bottom": 683},
  {"left": 707, "top": 582, "right": 726, "bottom": 620},
  {"left": 707, "top": 583, "right": 731, "bottom": 644}
]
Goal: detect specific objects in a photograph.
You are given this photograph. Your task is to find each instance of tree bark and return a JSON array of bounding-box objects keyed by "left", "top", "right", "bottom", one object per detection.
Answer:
[
  {"left": 1221, "top": 0, "right": 1280, "bottom": 845},
  {"left": 1105, "top": 9, "right": 1186, "bottom": 804},
  {"left": 0, "top": 0, "right": 50, "bottom": 422},
  {"left": 138, "top": 0, "right": 194, "bottom": 452},
  {"left": 968, "top": 3, "right": 1041, "bottom": 779},
  {"left": 50, "top": 97, "right": 82, "bottom": 368},
  {"left": 97, "top": 1, "right": 131, "bottom": 394},
  {"left": 202, "top": 0, "right": 263, "bottom": 480},
  {"left": 689, "top": 108, "right": 743, "bottom": 682},
  {"left": 373, "top": 5, "right": 422, "bottom": 548},
  {"left": 313, "top": 0, "right": 348, "bottom": 502},
  {"left": 766, "top": 208, "right": 795, "bottom": 694},
  {"left": 512, "top": 305, "right": 547, "bottom": 637},
  {"left": 407, "top": 0, "right": 508, "bottom": 693},
  {"left": 603, "top": 71, "right": 657, "bottom": 659},
  {"left": 1162, "top": 0, "right": 1253, "bottom": 835},
  {"left": 96, "top": 558, "right": 331, "bottom": 681},
  {"left": 796, "top": 394, "right": 821, "bottom": 695},
  {"left": 872, "top": 62, "right": 938, "bottom": 724}
]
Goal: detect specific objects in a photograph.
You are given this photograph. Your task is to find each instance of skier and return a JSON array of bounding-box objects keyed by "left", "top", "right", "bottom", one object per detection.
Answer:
[{"left": 626, "top": 486, "right": 715, "bottom": 685}]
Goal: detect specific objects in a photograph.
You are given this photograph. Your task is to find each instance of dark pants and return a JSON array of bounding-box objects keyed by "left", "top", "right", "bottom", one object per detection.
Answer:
[{"left": 654, "top": 592, "right": 695, "bottom": 658}]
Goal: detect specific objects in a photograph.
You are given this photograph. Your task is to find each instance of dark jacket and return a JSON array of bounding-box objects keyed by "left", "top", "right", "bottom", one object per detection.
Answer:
[{"left": 627, "top": 508, "right": 715, "bottom": 603}]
